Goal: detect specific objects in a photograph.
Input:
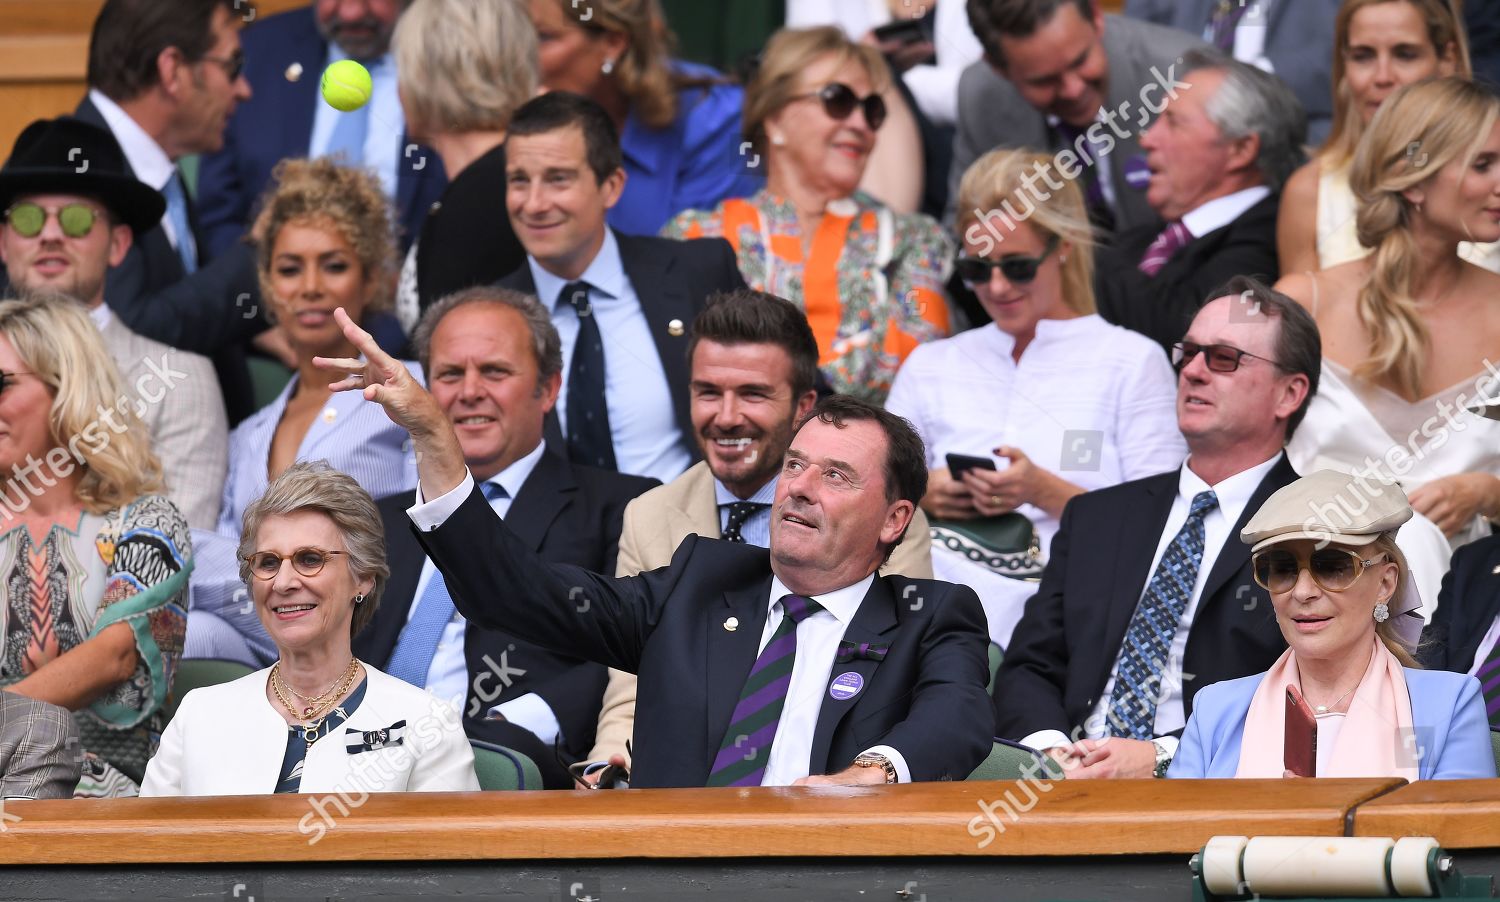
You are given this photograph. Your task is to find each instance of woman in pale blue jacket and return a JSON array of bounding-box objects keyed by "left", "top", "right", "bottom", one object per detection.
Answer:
[{"left": 1171, "top": 470, "right": 1494, "bottom": 781}]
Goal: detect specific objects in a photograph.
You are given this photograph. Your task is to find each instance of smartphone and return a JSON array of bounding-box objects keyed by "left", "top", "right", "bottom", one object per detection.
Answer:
[
  {"left": 1284, "top": 685, "right": 1317, "bottom": 778},
  {"left": 872, "top": 18, "right": 928, "bottom": 47},
  {"left": 946, "top": 452, "right": 998, "bottom": 480}
]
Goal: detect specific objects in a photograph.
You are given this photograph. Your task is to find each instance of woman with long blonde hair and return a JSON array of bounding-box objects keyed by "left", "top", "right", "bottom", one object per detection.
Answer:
[
  {"left": 0, "top": 295, "right": 191, "bottom": 797},
  {"left": 1276, "top": 77, "right": 1500, "bottom": 550}
]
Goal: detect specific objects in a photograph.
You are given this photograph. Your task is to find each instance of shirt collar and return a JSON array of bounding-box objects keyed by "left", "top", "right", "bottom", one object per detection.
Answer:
[
  {"left": 1178, "top": 450, "right": 1283, "bottom": 527},
  {"left": 88, "top": 88, "right": 175, "bottom": 190},
  {"left": 714, "top": 475, "right": 777, "bottom": 507},
  {"left": 481, "top": 440, "right": 547, "bottom": 501},
  {"left": 768, "top": 573, "right": 874, "bottom": 630},
  {"left": 531, "top": 229, "right": 627, "bottom": 312},
  {"left": 1179, "top": 185, "right": 1271, "bottom": 238},
  {"left": 984, "top": 315, "right": 1096, "bottom": 356},
  {"left": 88, "top": 303, "right": 113, "bottom": 331}
]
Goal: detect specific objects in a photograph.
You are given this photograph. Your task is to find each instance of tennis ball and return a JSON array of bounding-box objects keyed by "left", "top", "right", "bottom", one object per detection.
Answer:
[{"left": 321, "top": 60, "right": 372, "bottom": 112}]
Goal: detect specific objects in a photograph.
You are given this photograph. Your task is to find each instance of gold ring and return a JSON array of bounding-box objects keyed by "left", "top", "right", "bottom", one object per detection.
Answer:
[{"left": 991, "top": 495, "right": 1002, "bottom": 506}]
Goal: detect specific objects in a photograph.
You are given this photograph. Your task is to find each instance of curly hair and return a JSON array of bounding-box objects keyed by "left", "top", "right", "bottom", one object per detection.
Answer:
[{"left": 249, "top": 158, "right": 397, "bottom": 316}]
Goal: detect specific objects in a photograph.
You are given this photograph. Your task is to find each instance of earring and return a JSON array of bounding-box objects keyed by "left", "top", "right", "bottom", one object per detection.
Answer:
[
  {"left": 353, "top": 594, "right": 366, "bottom": 605},
  {"left": 601, "top": 58, "right": 615, "bottom": 76},
  {"left": 769, "top": 133, "right": 786, "bottom": 147},
  {"left": 1373, "top": 601, "right": 1390, "bottom": 622}
]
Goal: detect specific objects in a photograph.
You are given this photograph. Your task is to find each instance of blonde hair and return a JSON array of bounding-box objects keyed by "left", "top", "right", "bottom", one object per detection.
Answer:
[
  {"left": 742, "top": 26, "right": 892, "bottom": 162},
  {"left": 237, "top": 460, "right": 389, "bottom": 639},
  {"left": 1348, "top": 77, "right": 1500, "bottom": 397},
  {"left": 1321, "top": 0, "right": 1470, "bottom": 169},
  {"left": 1371, "top": 534, "right": 1419, "bottom": 667},
  {"left": 955, "top": 149, "right": 1096, "bottom": 314},
  {"left": 394, "top": 0, "right": 538, "bottom": 136},
  {"left": 0, "top": 295, "right": 163, "bottom": 513},
  {"left": 550, "top": 0, "right": 684, "bottom": 129},
  {"left": 250, "top": 158, "right": 397, "bottom": 316}
]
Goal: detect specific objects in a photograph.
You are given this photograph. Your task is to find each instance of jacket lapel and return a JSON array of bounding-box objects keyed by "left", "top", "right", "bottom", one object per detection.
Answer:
[
  {"left": 504, "top": 453, "right": 575, "bottom": 552},
  {"left": 1198, "top": 456, "right": 1298, "bottom": 608},
  {"left": 354, "top": 494, "right": 424, "bottom": 666},
  {"left": 616, "top": 233, "right": 694, "bottom": 438},
  {"left": 1101, "top": 473, "right": 1180, "bottom": 666},
  {"left": 807, "top": 577, "right": 899, "bottom": 774},
  {"left": 703, "top": 576, "right": 773, "bottom": 761}
]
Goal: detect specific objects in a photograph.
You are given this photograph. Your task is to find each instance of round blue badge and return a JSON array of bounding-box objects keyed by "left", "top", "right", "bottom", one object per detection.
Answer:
[
  {"left": 829, "top": 671, "right": 864, "bottom": 701},
  {"left": 1124, "top": 154, "right": 1152, "bottom": 191}
]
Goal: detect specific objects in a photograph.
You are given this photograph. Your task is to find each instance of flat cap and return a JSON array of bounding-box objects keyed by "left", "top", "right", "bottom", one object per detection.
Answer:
[{"left": 1241, "top": 469, "right": 1412, "bottom": 553}]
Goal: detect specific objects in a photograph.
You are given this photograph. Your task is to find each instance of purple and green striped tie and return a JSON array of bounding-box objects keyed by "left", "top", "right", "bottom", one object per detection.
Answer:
[
  {"left": 1477, "top": 640, "right": 1500, "bottom": 727},
  {"left": 706, "top": 594, "right": 824, "bottom": 787}
]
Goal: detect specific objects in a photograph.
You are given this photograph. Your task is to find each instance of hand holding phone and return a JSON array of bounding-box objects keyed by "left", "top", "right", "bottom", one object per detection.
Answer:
[
  {"left": 945, "top": 452, "right": 997, "bottom": 480},
  {"left": 1284, "top": 685, "right": 1317, "bottom": 778}
]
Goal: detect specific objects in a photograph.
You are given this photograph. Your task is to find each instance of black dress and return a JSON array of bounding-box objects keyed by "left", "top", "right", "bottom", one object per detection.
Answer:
[{"left": 414, "top": 143, "right": 528, "bottom": 313}]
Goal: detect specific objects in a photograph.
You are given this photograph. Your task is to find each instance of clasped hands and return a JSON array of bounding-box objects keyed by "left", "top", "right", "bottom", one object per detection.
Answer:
[
  {"left": 924, "top": 446, "right": 1056, "bottom": 520},
  {"left": 1045, "top": 737, "right": 1158, "bottom": 780}
]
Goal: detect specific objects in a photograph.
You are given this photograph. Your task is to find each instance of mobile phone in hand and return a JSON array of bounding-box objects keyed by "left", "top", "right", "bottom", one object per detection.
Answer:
[{"left": 946, "top": 452, "right": 998, "bottom": 480}]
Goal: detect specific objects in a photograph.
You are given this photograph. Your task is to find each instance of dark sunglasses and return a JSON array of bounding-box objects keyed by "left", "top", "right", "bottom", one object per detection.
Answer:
[
  {"left": 1252, "top": 547, "right": 1387, "bottom": 594},
  {"left": 1171, "top": 341, "right": 1281, "bottom": 374},
  {"left": 955, "top": 235, "right": 1061, "bottom": 287},
  {"left": 797, "top": 82, "right": 887, "bottom": 131},
  {"left": 246, "top": 548, "right": 346, "bottom": 580},
  {"left": 4, "top": 202, "right": 100, "bottom": 239},
  {"left": 199, "top": 50, "right": 246, "bottom": 82}
]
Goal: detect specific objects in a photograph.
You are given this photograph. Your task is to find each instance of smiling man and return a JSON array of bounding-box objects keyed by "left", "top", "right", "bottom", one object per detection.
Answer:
[
  {"left": 994, "top": 276, "right": 1317, "bottom": 780},
  {"left": 316, "top": 304, "right": 992, "bottom": 788}
]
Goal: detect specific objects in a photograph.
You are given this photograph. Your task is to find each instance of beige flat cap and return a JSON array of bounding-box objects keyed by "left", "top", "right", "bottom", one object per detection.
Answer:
[{"left": 1241, "top": 469, "right": 1413, "bottom": 553}]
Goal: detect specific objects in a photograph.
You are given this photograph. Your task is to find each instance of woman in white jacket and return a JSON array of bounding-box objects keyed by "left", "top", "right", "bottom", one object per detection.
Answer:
[{"left": 142, "top": 461, "right": 477, "bottom": 796}]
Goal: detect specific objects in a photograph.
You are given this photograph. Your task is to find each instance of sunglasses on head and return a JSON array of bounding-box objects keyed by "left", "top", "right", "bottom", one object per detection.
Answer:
[
  {"left": 798, "top": 82, "right": 888, "bottom": 131},
  {"left": 1171, "top": 341, "right": 1281, "bottom": 374},
  {"left": 4, "top": 202, "right": 100, "bottom": 239},
  {"left": 955, "top": 235, "right": 1061, "bottom": 287},
  {"left": 1252, "top": 546, "right": 1387, "bottom": 594},
  {"left": 246, "top": 547, "right": 347, "bottom": 580}
]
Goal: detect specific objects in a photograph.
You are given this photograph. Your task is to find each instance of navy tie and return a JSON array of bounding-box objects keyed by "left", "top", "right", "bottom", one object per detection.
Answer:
[
  {"left": 561, "top": 281, "right": 616, "bottom": 470},
  {"left": 721, "top": 502, "right": 769, "bottom": 543}
]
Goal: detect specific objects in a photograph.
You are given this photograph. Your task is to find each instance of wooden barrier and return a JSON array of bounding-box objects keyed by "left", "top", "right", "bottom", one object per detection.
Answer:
[{"left": 1351, "top": 779, "right": 1500, "bottom": 849}]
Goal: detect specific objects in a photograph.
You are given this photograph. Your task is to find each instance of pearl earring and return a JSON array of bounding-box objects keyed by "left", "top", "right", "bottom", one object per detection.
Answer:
[
  {"left": 770, "top": 133, "right": 786, "bottom": 147},
  {"left": 1373, "top": 601, "right": 1390, "bottom": 622},
  {"left": 601, "top": 58, "right": 615, "bottom": 76}
]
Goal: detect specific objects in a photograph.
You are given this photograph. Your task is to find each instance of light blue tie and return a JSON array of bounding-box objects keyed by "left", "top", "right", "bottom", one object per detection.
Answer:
[
  {"left": 161, "top": 171, "right": 197, "bottom": 274},
  {"left": 386, "top": 482, "right": 507, "bottom": 687},
  {"left": 324, "top": 79, "right": 371, "bottom": 166}
]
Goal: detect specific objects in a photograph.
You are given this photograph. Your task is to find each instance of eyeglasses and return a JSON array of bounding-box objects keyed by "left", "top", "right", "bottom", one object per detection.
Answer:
[
  {"left": 1252, "top": 547, "right": 1387, "bottom": 594},
  {"left": 198, "top": 50, "right": 246, "bottom": 82},
  {"left": 1171, "top": 341, "right": 1281, "bottom": 374},
  {"left": 955, "top": 235, "right": 1062, "bottom": 287},
  {"left": 795, "top": 82, "right": 888, "bottom": 131},
  {"left": 4, "top": 202, "right": 100, "bottom": 239},
  {"left": 245, "top": 548, "right": 346, "bottom": 580}
]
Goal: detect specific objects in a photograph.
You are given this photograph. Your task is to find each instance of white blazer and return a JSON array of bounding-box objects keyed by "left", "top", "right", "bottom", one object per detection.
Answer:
[{"left": 140, "top": 665, "right": 479, "bottom": 796}]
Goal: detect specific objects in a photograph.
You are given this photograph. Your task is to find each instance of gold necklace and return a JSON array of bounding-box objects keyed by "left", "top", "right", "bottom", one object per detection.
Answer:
[{"left": 271, "top": 658, "right": 358, "bottom": 721}]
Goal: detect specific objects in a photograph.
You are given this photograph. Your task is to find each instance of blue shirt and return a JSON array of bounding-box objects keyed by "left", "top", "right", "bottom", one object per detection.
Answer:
[
  {"left": 713, "top": 476, "right": 777, "bottom": 548},
  {"left": 528, "top": 231, "right": 693, "bottom": 483},
  {"left": 309, "top": 48, "right": 404, "bottom": 202},
  {"left": 608, "top": 60, "right": 763, "bottom": 236}
]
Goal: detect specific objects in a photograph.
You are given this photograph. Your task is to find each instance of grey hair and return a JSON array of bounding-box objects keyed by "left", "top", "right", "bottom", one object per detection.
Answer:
[
  {"left": 411, "top": 286, "right": 564, "bottom": 388},
  {"left": 1184, "top": 48, "right": 1307, "bottom": 192},
  {"left": 392, "top": 0, "right": 539, "bottom": 136},
  {"left": 237, "top": 460, "right": 389, "bottom": 638}
]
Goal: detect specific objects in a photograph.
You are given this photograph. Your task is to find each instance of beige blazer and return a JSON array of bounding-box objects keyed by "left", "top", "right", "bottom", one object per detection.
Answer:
[{"left": 588, "top": 461, "right": 934, "bottom": 763}]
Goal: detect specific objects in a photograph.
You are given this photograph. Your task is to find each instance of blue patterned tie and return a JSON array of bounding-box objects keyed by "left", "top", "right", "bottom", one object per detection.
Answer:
[
  {"left": 1108, "top": 490, "right": 1218, "bottom": 739},
  {"left": 561, "top": 281, "right": 616, "bottom": 470},
  {"left": 161, "top": 171, "right": 197, "bottom": 274},
  {"left": 386, "top": 482, "right": 506, "bottom": 687},
  {"left": 706, "top": 594, "right": 823, "bottom": 786}
]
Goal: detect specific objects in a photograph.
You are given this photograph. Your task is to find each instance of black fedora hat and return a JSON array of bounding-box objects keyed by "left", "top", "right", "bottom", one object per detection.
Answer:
[{"left": 0, "top": 117, "right": 166, "bottom": 235}]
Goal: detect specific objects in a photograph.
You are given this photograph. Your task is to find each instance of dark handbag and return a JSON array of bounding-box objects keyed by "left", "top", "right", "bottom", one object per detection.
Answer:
[{"left": 930, "top": 513, "right": 1044, "bottom": 581}]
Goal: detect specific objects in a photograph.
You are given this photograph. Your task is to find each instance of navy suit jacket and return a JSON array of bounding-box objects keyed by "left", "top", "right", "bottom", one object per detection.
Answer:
[
  {"left": 357, "top": 455, "right": 655, "bottom": 761},
  {"left": 196, "top": 6, "right": 446, "bottom": 259},
  {"left": 497, "top": 231, "right": 747, "bottom": 461},
  {"left": 994, "top": 458, "right": 1296, "bottom": 740},
  {"left": 414, "top": 484, "right": 995, "bottom": 788},
  {"left": 1421, "top": 533, "right": 1500, "bottom": 674}
]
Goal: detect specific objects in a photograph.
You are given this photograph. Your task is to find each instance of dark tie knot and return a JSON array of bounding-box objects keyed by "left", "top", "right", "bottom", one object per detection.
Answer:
[
  {"left": 780, "top": 594, "right": 824, "bottom": 625},
  {"left": 1189, "top": 490, "right": 1219, "bottom": 520},
  {"left": 561, "top": 281, "right": 593, "bottom": 316},
  {"left": 724, "top": 501, "right": 767, "bottom": 524}
]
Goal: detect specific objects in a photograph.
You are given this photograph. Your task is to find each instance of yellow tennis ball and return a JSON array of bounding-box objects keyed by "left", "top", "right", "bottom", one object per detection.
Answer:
[{"left": 320, "top": 60, "right": 372, "bottom": 113}]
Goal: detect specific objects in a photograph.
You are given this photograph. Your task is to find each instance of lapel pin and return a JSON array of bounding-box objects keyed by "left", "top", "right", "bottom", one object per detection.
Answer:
[
  {"left": 1492, "top": 564, "right": 1500, "bottom": 574},
  {"left": 829, "top": 671, "right": 864, "bottom": 701},
  {"left": 723, "top": 616, "right": 738, "bottom": 632},
  {"left": 286, "top": 62, "right": 304, "bottom": 82},
  {"left": 321, "top": 406, "right": 338, "bottom": 424},
  {"left": 668, "top": 318, "right": 685, "bottom": 337}
]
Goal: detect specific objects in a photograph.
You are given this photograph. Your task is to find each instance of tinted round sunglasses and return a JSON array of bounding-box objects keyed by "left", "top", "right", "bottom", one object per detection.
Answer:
[
  {"left": 4, "top": 202, "right": 101, "bottom": 239},
  {"left": 796, "top": 82, "right": 888, "bottom": 131}
]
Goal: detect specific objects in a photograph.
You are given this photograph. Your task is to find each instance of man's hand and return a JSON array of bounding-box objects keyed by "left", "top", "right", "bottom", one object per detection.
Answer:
[
  {"left": 313, "top": 307, "right": 466, "bottom": 500},
  {"left": 1053, "top": 737, "right": 1157, "bottom": 779},
  {"left": 577, "top": 753, "right": 630, "bottom": 789},
  {"left": 793, "top": 764, "right": 890, "bottom": 786},
  {"left": 1408, "top": 473, "right": 1500, "bottom": 537},
  {"left": 922, "top": 467, "right": 979, "bottom": 520}
]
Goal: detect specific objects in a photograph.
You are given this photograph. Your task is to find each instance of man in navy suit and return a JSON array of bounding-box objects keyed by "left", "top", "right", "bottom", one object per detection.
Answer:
[
  {"left": 496, "top": 92, "right": 748, "bottom": 484},
  {"left": 1422, "top": 534, "right": 1500, "bottom": 699},
  {"left": 197, "top": 0, "right": 446, "bottom": 260},
  {"left": 354, "top": 286, "right": 656, "bottom": 788},
  {"left": 317, "top": 310, "right": 993, "bottom": 788}
]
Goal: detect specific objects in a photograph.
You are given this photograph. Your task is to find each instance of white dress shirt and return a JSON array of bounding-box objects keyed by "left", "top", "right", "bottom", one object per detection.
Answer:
[
  {"left": 1021, "top": 452, "right": 1284, "bottom": 754},
  {"left": 528, "top": 231, "right": 693, "bottom": 483},
  {"left": 406, "top": 441, "right": 560, "bottom": 745},
  {"left": 409, "top": 469, "right": 909, "bottom": 783},
  {"left": 308, "top": 48, "right": 404, "bottom": 201},
  {"left": 1180, "top": 185, "right": 1272, "bottom": 238},
  {"left": 87, "top": 89, "right": 179, "bottom": 246}
]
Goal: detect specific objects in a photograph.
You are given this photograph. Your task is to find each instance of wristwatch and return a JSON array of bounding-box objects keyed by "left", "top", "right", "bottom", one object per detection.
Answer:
[
  {"left": 1151, "top": 740, "right": 1173, "bottom": 779},
  {"left": 853, "top": 752, "right": 899, "bottom": 783}
]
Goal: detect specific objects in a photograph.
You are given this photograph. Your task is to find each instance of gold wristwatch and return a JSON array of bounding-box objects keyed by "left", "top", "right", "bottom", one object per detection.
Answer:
[{"left": 853, "top": 752, "right": 898, "bottom": 783}]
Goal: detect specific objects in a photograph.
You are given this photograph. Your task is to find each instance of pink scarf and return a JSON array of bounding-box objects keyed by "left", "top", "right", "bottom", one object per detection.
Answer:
[{"left": 1235, "top": 635, "right": 1416, "bottom": 780}]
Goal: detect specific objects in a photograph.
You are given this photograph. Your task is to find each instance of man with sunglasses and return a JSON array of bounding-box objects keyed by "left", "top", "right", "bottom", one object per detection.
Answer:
[
  {"left": 994, "top": 276, "right": 1318, "bottom": 779},
  {"left": 1092, "top": 51, "right": 1304, "bottom": 351},
  {"left": 0, "top": 117, "right": 229, "bottom": 532}
]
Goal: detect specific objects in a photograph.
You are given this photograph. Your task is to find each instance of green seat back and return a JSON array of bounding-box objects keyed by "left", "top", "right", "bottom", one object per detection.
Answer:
[
  {"left": 1490, "top": 728, "right": 1500, "bottom": 774},
  {"left": 165, "top": 658, "right": 256, "bottom": 721},
  {"left": 968, "top": 741, "right": 1065, "bottom": 782},
  {"left": 470, "top": 739, "right": 544, "bottom": 791},
  {"left": 987, "top": 642, "right": 1003, "bottom": 695}
]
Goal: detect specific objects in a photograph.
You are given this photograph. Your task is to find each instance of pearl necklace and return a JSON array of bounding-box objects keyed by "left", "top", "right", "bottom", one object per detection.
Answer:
[{"left": 1311, "top": 684, "right": 1357, "bottom": 715}]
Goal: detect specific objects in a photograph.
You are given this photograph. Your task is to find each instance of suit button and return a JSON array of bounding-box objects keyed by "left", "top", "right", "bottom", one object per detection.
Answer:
[{"left": 667, "top": 318, "right": 685, "bottom": 337}]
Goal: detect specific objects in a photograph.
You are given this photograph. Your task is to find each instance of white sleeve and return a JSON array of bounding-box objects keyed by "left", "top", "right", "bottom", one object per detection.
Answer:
[
  {"left": 406, "top": 471, "right": 476, "bottom": 532},
  {"left": 490, "top": 693, "right": 562, "bottom": 748},
  {"left": 861, "top": 744, "right": 912, "bottom": 784}
]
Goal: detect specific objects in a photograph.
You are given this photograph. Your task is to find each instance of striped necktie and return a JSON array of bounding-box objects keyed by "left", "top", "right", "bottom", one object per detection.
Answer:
[
  {"left": 706, "top": 594, "right": 824, "bottom": 786},
  {"left": 1108, "top": 490, "right": 1218, "bottom": 740},
  {"left": 1138, "top": 221, "right": 1193, "bottom": 276},
  {"left": 1476, "top": 638, "right": 1500, "bottom": 728},
  {"left": 1209, "top": 0, "right": 1252, "bottom": 51}
]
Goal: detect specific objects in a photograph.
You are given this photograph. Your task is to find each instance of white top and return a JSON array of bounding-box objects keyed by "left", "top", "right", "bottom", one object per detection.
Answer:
[
  {"left": 1181, "top": 186, "right": 1272, "bottom": 238},
  {"left": 87, "top": 89, "right": 178, "bottom": 247},
  {"left": 1021, "top": 452, "right": 1285, "bottom": 753}
]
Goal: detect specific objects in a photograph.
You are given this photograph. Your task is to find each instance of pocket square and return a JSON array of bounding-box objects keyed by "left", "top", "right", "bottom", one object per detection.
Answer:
[
  {"left": 836, "top": 641, "right": 888, "bottom": 663},
  {"left": 346, "top": 719, "right": 407, "bottom": 754}
]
